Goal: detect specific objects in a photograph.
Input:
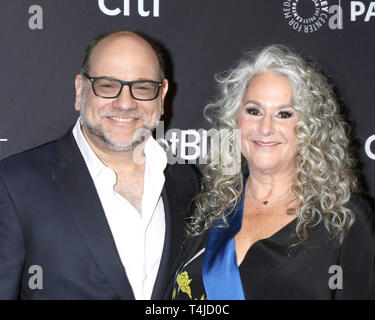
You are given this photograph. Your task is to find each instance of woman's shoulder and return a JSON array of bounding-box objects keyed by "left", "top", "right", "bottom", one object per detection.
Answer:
[
  {"left": 344, "top": 193, "right": 375, "bottom": 244},
  {"left": 337, "top": 194, "right": 375, "bottom": 298},
  {"left": 348, "top": 194, "right": 375, "bottom": 228}
]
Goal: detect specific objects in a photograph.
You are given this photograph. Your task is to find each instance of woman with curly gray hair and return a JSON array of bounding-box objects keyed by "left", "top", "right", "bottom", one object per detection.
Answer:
[{"left": 172, "top": 45, "right": 375, "bottom": 300}]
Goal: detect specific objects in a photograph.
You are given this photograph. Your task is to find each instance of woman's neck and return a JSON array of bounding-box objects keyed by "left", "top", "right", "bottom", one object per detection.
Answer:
[{"left": 245, "top": 167, "right": 296, "bottom": 201}]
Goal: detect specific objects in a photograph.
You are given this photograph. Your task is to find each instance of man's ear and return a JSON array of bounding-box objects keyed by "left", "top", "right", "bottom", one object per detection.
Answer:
[
  {"left": 160, "top": 79, "right": 169, "bottom": 115},
  {"left": 74, "top": 74, "right": 84, "bottom": 111}
]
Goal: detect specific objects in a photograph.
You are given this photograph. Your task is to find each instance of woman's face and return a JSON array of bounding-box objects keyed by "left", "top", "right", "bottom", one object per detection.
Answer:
[{"left": 238, "top": 72, "right": 299, "bottom": 175}]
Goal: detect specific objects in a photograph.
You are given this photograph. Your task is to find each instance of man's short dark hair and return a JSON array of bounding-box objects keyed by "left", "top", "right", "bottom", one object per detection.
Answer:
[{"left": 80, "top": 30, "right": 166, "bottom": 80}]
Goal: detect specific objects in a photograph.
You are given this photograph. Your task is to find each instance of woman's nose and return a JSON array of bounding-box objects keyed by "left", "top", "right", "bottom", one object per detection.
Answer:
[{"left": 258, "top": 114, "right": 274, "bottom": 136}]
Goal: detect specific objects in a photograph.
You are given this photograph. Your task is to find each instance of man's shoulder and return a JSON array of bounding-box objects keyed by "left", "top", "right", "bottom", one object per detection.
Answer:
[
  {"left": 0, "top": 139, "right": 57, "bottom": 170},
  {"left": 0, "top": 129, "right": 76, "bottom": 180},
  {"left": 0, "top": 127, "right": 77, "bottom": 169}
]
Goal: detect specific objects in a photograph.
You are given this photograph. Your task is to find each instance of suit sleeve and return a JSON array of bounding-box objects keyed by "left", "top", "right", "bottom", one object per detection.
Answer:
[{"left": 0, "top": 176, "right": 25, "bottom": 299}]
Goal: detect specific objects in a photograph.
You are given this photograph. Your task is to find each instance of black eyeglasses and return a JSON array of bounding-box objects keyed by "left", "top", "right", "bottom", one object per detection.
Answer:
[{"left": 83, "top": 73, "right": 162, "bottom": 101}]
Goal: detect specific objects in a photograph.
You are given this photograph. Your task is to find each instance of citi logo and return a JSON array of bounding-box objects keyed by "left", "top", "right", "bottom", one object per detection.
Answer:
[{"left": 98, "top": 0, "right": 160, "bottom": 17}]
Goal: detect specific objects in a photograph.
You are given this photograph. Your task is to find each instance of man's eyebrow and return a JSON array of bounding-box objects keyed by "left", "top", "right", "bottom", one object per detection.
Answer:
[{"left": 92, "top": 75, "right": 158, "bottom": 81}]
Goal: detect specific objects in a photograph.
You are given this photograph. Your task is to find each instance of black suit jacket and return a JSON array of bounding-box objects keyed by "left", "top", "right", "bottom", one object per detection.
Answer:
[{"left": 0, "top": 130, "right": 199, "bottom": 300}]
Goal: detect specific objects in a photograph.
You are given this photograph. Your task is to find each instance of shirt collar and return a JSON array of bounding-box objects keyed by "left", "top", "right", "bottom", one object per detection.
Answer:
[
  {"left": 144, "top": 131, "right": 168, "bottom": 174},
  {"left": 72, "top": 118, "right": 106, "bottom": 180}
]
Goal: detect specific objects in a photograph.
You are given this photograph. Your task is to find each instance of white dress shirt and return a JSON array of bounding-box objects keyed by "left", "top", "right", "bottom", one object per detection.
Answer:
[{"left": 72, "top": 118, "right": 167, "bottom": 300}]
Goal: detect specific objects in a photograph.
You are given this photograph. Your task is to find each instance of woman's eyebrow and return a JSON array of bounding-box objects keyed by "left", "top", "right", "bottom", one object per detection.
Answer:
[
  {"left": 243, "top": 100, "right": 261, "bottom": 106},
  {"left": 277, "top": 104, "right": 295, "bottom": 110}
]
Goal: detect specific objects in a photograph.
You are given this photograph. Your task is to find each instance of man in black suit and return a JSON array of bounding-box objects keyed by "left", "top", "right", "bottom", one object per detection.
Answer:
[{"left": 0, "top": 31, "right": 198, "bottom": 299}]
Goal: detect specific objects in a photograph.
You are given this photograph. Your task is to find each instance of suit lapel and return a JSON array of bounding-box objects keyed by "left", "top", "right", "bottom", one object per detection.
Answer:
[
  {"left": 151, "top": 166, "right": 188, "bottom": 299},
  {"left": 51, "top": 131, "right": 135, "bottom": 300}
]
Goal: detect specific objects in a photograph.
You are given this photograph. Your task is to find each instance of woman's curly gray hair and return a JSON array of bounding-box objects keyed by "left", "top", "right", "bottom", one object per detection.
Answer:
[{"left": 187, "top": 44, "right": 358, "bottom": 246}]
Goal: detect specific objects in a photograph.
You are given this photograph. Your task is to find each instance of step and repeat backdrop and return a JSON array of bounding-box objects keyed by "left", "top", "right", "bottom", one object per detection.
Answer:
[{"left": 0, "top": 0, "right": 374, "bottom": 199}]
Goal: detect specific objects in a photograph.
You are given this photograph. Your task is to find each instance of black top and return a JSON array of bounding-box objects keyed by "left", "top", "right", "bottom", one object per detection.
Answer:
[{"left": 172, "top": 195, "right": 375, "bottom": 300}]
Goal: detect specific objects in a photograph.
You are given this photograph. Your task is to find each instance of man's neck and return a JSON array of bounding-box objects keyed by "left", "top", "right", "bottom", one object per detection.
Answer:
[{"left": 82, "top": 129, "right": 146, "bottom": 176}]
